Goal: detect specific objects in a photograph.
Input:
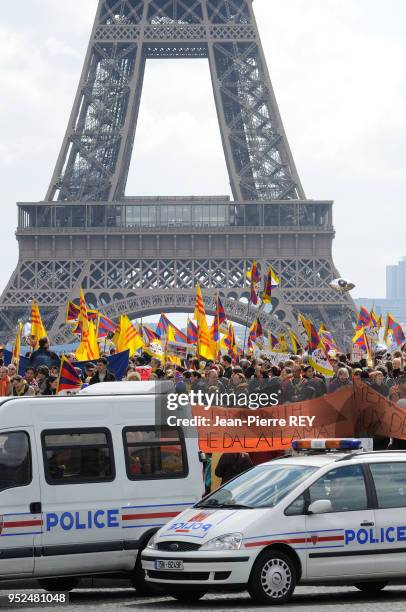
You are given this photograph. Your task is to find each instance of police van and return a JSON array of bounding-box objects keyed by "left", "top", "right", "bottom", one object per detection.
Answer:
[
  {"left": 0, "top": 382, "right": 203, "bottom": 592},
  {"left": 142, "top": 439, "right": 406, "bottom": 605}
]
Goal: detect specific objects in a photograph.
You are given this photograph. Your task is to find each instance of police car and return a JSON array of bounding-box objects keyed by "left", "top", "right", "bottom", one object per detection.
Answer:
[
  {"left": 0, "top": 383, "right": 204, "bottom": 592},
  {"left": 142, "top": 439, "right": 406, "bottom": 605}
]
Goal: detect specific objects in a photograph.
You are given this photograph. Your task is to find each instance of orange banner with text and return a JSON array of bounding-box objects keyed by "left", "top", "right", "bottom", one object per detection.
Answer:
[{"left": 193, "top": 380, "right": 406, "bottom": 453}]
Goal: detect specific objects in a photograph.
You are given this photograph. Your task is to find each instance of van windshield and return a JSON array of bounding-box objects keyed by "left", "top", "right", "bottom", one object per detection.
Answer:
[{"left": 197, "top": 463, "right": 317, "bottom": 509}]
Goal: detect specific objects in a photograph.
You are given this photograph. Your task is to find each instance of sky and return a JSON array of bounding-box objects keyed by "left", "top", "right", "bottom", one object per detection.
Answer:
[{"left": 1, "top": 0, "right": 406, "bottom": 305}]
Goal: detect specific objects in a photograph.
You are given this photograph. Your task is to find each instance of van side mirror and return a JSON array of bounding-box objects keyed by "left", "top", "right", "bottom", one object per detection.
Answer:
[
  {"left": 307, "top": 499, "right": 332, "bottom": 514},
  {"left": 198, "top": 451, "right": 207, "bottom": 463}
]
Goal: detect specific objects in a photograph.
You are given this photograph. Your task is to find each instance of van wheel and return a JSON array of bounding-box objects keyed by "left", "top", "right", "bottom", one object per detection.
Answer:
[
  {"left": 165, "top": 588, "right": 207, "bottom": 602},
  {"left": 248, "top": 550, "right": 297, "bottom": 605},
  {"left": 38, "top": 577, "right": 80, "bottom": 592},
  {"left": 354, "top": 581, "right": 388, "bottom": 594}
]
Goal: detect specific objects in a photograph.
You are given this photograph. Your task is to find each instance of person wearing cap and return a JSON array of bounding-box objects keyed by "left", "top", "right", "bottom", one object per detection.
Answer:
[{"left": 89, "top": 357, "right": 116, "bottom": 385}]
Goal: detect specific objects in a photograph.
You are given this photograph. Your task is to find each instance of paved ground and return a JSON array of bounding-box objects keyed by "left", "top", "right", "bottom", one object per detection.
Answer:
[{"left": 1, "top": 585, "right": 406, "bottom": 611}]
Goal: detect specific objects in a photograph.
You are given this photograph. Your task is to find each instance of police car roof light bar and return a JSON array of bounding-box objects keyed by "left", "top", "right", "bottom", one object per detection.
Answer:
[{"left": 292, "top": 439, "right": 362, "bottom": 452}]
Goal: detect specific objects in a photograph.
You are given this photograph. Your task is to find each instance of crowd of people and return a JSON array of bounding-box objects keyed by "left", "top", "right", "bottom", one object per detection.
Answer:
[{"left": 1, "top": 336, "right": 406, "bottom": 453}]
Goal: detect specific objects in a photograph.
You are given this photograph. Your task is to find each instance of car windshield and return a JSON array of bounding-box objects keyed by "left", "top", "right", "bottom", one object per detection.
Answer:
[{"left": 197, "top": 463, "right": 317, "bottom": 509}]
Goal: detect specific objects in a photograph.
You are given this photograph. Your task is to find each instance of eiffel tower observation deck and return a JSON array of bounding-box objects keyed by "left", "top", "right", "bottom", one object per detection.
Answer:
[{"left": 0, "top": 0, "right": 355, "bottom": 346}]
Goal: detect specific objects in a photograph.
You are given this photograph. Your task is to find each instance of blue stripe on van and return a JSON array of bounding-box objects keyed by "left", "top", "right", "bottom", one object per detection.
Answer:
[{"left": 121, "top": 503, "right": 193, "bottom": 509}]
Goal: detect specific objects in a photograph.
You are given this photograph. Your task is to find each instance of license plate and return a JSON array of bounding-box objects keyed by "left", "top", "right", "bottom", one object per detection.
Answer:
[{"left": 154, "top": 559, "right": 184, "bottom": 571}]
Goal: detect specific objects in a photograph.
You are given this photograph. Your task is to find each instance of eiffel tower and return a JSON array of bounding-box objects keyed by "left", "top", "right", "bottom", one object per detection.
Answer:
[{"left": 0, "top": 0, "right": 355, "bottom": 346}]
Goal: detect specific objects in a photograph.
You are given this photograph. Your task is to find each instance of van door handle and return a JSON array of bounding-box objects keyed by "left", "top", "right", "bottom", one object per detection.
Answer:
[
  {"left": 360, "top": 521, "right": 374, "bottom": 527},
  {"left": 30, "top": 502, "right": 42, "bottom": 514}
]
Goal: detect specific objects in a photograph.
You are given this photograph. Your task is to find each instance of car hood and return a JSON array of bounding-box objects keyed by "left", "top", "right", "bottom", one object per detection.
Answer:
[{"left": 155, "top": 506, "right": 270, "bottom": 543}]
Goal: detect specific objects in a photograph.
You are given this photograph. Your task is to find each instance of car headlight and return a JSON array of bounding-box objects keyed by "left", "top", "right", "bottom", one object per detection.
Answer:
[
  {"left": 200, "top": 533, "right": 243, "bottom": 551},
  {"left": 146, "top": 534, "right": 157, "bottom": 549}
]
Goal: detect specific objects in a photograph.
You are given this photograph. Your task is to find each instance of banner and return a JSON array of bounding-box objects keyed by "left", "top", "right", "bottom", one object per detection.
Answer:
[
  {"left": 75, "top": 350, "right": 130, "bottom": 381},
  {"left": 166, "top": 341, "right": 188, "bottom": 359},
  {"left": 192, "top": 380, "right": 406, "bottom": 453},
  {"left": 4, "top": 348, "right": 130, "bottom": 381}
]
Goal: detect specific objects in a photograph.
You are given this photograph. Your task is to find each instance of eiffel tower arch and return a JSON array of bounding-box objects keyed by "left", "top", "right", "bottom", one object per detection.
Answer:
[{"left": 0, "top": 0, "right": 355, "bottom": 346}]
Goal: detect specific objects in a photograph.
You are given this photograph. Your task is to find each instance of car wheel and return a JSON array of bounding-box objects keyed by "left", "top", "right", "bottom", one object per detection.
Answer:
[
  {"left": 38, "top": 577, "right": 80, "bottom": 592},
  {"left": 131, "top": 551, "right": 161, "bottom": 595},
  {"left": 165, "top": 587, "right": 207, "bottom": 602},
  {"left": 248, "top": 549, "right": 297, "bottom": 605},
  {"left": 354, "top": 581, "right": 388, "bottom": 594}
]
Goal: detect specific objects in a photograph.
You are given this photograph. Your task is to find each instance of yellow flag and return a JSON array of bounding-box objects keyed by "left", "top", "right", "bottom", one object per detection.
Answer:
[
  {"left": 76, "top": 320, "right": 100, "bottom": 361},
  {"left": 289, "top": 329, "right": 301, "bottom": 354},
  {"left": 194, "top": 285, "right": 216, "bottom": 361},
  {"left": 78, "top": 288, "right": 89, "bottom": 336},
  {"left": 30, "top": 300, "right": 47, "bottom": 349},
  {"left": 165, "top": 325, "right": 182, "bottom": 366},
  {"left": 117, "top": 315, "right": 144, "bottom": 356},
  {"left": 12, "top": 321, "right": 23, "bottom": 366}
]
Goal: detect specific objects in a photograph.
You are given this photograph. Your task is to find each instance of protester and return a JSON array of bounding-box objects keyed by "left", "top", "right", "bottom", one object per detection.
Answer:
[
  {"left": 0, "top": 366, "right": 12, "bottom": 396},
  {"left": 89, "top": 357, "right": 116, "bottom": 384},
  {"left": 12, "top": 375, "right": 35, "bottom": 397},
  {"left": 215, "top": 452, "right": 253, "bottom": 485},
  {"left": 29, "top": 338, "right": 60, "bottom": 370}
]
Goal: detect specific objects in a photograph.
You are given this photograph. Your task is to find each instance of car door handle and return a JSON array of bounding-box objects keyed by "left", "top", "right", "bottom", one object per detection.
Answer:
[
  {"left": 30, "top": 501, "right": 42, "bottom": 514},
  {"left": 360, "top": 521, "right": 374, "bottom": 527}
]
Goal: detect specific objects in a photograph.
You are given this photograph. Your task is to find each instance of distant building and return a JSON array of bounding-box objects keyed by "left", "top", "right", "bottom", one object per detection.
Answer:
[
  {"left": 386, "top": 256, "right": 406, "bottom": 299},
  {"left": 355, "top": 298, "right": 406, "bottom": 328}
]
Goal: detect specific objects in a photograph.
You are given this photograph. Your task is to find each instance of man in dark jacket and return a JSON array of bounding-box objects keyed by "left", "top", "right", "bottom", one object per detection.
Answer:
[
  {"left": 89, "top": 357, "right": 116, "bottom": 384},
  {"left": 215, "top": 452, "right": 253, "bottom": 485},
  {"left": 29, "top": 338, "right": 60, "bottom": 370}
]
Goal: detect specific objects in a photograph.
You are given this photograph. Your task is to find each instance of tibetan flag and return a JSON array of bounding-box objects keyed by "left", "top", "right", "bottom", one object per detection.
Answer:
[
  {"left": 12, "top": 321, "right": 23, "bottom": 366},
  {"left": 187, "top": 319, "right": 198, "bottom": 345},
  {"left": 247, "top": 261, "right": 260, "bottom": 305},
  {"left": 289, "top": 329, "right": 301, "bottom": 354},
  {"left": 318, "top": 324, "right": 339, "bottom": 353},
  {"left": 370, "top": 309, "right": 382, "bottom": 329},
  {"left": 66, "top": 301, "right": 80, "bottom": 323},
  {"left": 300, "top": 315, "right": 321, "bottom": 351},
  {"left": 248, "top": 318, "right": 263, "bottom": 350},
  {"left": 352, "top": 326, "right": 370, "bottom": 355},
  {"left": 57, "top": 355, "right": 82, "bottom": 394},
  {"left": 262, "top": 266, "right": 280, "bottom": 303},
  {"left": 156, "top": 313, "right": 169, "bottom": 338},
  {"left": 217, "top": 295, "right": 227, "bottom": 327},
  {"left": 156, "top": 313, "right": 187, "bottom": 343},
  {"left": 164, "top": 325, "right": 182, "bottom": 366},
  {"left": 356, "top": 306, "right": 371, "bottom": 330},
  {"left": 97, "top": 313, "right": 117, "bottom": 338},
  {"left": 384, "top": 314, "right": 406, "bottom": 347},
  {"left": 142, "top": 324, "right": 160, "bottom": 344},
  {"left": 30, "top": 300, "right": 47, "bottom": 349},
  {"left": 221, "top": 322, "right": 238, "bottom": 360}
]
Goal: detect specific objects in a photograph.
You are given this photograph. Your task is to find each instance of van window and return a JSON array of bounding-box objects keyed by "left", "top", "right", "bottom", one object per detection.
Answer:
[
  {"left": 370, "top": 462, "right": 406, "bottom": 509},
  {"left": 308, "top": 464, "right": 367, "bottom": 513},
  {"left": 0, "top": 431, "right": 31, "bottom": 491},
  {"left": 123, "top": 427, "right": 188, "bottom": 480},
  {"left": 42, "top": 429, "right": 115, "bottom": 485}
]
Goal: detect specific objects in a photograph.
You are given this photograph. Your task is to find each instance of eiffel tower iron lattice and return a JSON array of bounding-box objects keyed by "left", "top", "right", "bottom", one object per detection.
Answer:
[{"left": 0, "top": 0, "right": 356, "bottom": 347}]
